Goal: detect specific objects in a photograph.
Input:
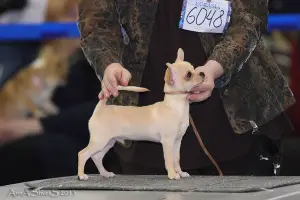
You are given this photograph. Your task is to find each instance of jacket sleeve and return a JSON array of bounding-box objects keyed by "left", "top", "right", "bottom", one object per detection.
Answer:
[
  {"left": 77, "top": 0, "right": 121, "bottom": 80},
  {"left": 209, "top": 0, "right": 269, "bottom": 88}
]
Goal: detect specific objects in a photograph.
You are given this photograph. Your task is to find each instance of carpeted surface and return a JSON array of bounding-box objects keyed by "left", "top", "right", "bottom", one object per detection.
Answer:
[{"left": 25, "top": 175, "right": 300, "bottom": 193}]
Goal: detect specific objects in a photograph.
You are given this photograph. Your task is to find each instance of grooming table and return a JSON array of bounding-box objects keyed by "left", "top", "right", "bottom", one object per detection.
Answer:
[{"left": 1, "top": 175, "right": 300, "bottom": 200}]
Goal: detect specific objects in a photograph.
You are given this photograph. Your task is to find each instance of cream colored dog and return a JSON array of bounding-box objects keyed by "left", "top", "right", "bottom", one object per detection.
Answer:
[{"left": 77, "top": 48, "right": 205, "bottom": 180}]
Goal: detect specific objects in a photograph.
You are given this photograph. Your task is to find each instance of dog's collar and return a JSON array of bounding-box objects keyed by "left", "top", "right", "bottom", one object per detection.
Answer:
[{"left": 164, "top": 91, "right": 190, "bottom": 95}]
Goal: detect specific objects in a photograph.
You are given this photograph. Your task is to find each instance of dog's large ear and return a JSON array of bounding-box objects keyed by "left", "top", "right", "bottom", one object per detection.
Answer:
[
  {"left": 165, "top": 63, "right": 176, "bottom": 85},
  {"left": 175, "top": 48, "right": 184, "bottom": 63}
]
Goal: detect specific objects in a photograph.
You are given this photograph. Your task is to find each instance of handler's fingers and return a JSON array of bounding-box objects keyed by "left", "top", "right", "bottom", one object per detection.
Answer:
[
  {"left": 98, "top": 91, "right": 104, "bottom": 100},
  {"left": 188, "top": 91, "right": 212, "bottom": 102},
  {"left": 101, "top": 82, "right": 111, "bottom": 99},
  {"left": 120, "top": 69, "right": 132, "bottom": 86},
  {"left": 105, "top": 76, "right": 118, "bottom": 97},
  {"left": 191, "top": 81, "right": 214, "bottom": 92}
]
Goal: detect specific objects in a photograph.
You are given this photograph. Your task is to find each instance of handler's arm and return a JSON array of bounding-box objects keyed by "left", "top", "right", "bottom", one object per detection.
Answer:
[
  {"left": 208, "top": 0, "right": 269, "bottom": 87},
  {"left": 77, "top": 0, "right": 121, "bottom": 80}
]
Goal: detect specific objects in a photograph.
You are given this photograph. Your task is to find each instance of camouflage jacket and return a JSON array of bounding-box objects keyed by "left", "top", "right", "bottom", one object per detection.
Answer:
[{"left": 77, "top": 0, "right": 295, "bottom": 134}]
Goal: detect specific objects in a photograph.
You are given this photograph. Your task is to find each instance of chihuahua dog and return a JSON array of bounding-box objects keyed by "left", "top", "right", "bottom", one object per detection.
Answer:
[{"left": 78, "top": 48, "right": 205, "bottom": 180}]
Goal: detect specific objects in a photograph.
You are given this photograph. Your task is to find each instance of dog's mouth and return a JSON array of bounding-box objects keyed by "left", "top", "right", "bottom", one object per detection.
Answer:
[
  {"left": 165, "top": 90, "right": 200, "bottom": 95},
  {"left": 187, "top": 82, "right": 204, "bottom": 94},
  {"left": 188, "top": 91, "right": 201, "bottom": 94}
]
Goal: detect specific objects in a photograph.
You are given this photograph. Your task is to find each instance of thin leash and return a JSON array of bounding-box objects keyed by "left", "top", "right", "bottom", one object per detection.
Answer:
[{"left": 189, "top": 114, "right": 224, "bottom": 176}]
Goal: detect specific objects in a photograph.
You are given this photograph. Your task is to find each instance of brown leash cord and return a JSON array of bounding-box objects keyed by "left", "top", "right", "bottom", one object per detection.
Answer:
[{"left": 189, "top": 114, "right": 224, "bottom": 176}]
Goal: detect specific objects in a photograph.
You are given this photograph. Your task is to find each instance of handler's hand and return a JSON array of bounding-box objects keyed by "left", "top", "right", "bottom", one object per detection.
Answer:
[
  {"left": 187, "top": 60, "right": 224, "bottom": 102},
  {"left": 99, "top": 63, "right": 132, "bottom": 100}
]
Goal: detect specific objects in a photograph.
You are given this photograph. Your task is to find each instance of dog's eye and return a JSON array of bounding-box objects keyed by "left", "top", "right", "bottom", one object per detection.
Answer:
[
  {"left": 186, "top": 71, "right": 192, "bottom": 79},
  {"left": 199, "top": 72, "right": 205, "bottom": 78}
]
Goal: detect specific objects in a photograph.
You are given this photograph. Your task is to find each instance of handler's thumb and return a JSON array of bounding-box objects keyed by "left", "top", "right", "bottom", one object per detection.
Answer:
[{"left": 120, "top": 68, "right": 132, "bottom": 86}]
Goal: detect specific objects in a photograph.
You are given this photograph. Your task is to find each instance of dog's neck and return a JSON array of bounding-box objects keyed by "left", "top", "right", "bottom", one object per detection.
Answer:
[
  {"left": 163, "top": 83, "right": 190, "bottom": 95},
  {"left": 163, "top": 84, "right": 189, "bottom": 110}
]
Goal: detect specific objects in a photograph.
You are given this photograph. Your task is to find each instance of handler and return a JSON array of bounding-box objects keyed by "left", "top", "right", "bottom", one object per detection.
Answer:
[{"left": 78, "top": 0, "right": 295, "bottom": 175}]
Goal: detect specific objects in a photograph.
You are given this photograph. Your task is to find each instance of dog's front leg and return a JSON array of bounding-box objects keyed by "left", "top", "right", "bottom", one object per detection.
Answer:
[
  {"left": 174, "top": 137, "right": 190, "bottom": 178},
  {"left": 41, "top": 100, "right": 60, "bottom": 115},
  {"left": 161, "top": 136, "right": 180, "bottom": 180}
]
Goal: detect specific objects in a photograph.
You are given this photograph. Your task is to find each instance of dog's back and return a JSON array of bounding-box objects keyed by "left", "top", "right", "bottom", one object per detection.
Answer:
[{"left": 89, "top": 97, "right": 185, "bottom": 144}]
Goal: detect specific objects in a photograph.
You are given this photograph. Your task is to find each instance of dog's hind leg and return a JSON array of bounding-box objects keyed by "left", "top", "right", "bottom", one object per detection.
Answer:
[
  {"left": 77, "top": 139, "right": 110, "bottom": 180},
  {"left": 91, "top": 139, "right": 116, "bottom": 178}
]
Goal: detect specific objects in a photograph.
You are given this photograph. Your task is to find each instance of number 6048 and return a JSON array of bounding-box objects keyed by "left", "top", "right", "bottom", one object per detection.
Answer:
[{"left": 185, "top": 7, "right": 225, "bottom": 28}]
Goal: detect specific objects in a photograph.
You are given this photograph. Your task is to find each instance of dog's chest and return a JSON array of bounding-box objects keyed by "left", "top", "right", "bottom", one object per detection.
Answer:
[
  {"left": 172, "top": 103, "right": 190, "bottom": 137},
  {"left": 178, "top": 110, "right": 189, "bottom": 136}
]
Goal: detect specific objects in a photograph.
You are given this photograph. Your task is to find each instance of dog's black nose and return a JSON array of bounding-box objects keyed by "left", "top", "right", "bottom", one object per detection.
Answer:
[{"left": 199, "top": 72, "right": 205, "bottom": 78}]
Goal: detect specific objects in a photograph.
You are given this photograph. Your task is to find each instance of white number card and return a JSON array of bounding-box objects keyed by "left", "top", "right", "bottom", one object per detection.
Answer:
[{"left": 179, "top": 0, "right": 232, "bottom": 34}]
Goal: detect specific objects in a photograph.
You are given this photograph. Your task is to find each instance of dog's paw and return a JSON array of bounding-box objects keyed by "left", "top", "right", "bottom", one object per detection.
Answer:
[
  {"left": 78, "top": 174, "right": 89, "bottom": 181},
  {"left": 34, "top": 110, "right": 47, "bottom": 118},
  {"left": 168, "top": 172, "right": 181, "bottom": 180},
  {"left": 101, "top": 171, "right": 116, "bottom": 178},
  {"left": 45, "top": 104, "right": 60, "bottom": 115},
  {"left": 179, "top": 171, "right": 190, "bottom": 178}
]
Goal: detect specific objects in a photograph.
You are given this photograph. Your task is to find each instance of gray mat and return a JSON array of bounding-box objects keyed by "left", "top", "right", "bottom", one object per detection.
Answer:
[{"left": 25, "top": 175, "right": 300, "bottom": 193}]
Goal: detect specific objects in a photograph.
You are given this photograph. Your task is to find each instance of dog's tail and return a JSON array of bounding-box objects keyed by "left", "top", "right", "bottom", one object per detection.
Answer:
[
  {"left": 116, "top": 85, "right": 150, "bottom": 92},
  {"left": 97, "top": 85, "right": 149, "bottom": 107}
]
